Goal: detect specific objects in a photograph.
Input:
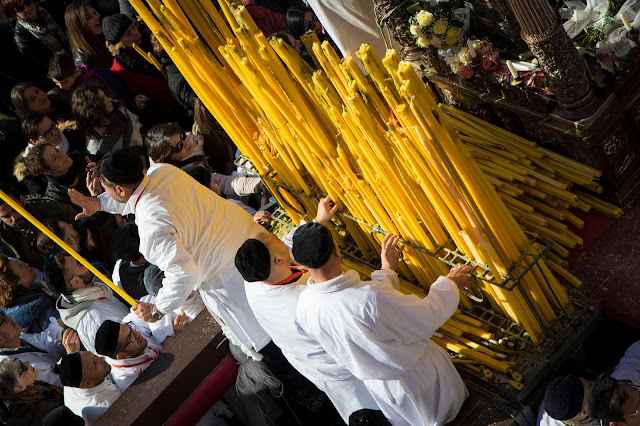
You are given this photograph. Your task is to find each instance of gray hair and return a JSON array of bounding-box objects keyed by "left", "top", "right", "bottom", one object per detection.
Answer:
[{"left": 0, "top": 359, "right": 20, "bottom": 400}]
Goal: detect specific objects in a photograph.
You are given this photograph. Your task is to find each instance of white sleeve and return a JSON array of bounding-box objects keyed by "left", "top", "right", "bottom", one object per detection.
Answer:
[
  {"left": 98, "top": 192, "right": 126, "bottom": 215},
  {"left": 32, "top": 363, "right": 62, "bottom": 387},
  {"left": 23, "top": 318, "right": 65, "bottom": 355},
  {"left": 142, "top": 228, "right": 199, "bottom": 315},
  {"left": 112, "top": 260, "right": 123, "bottom": 291},
  {"left": 612, "top": 341, "right": 640, "bottom": 384},
  {"left": 373, "top": 276, "right": 459, "bottom": 344},
  {"left": 371, "top": 269, "right": 400, "bottom": 290}
]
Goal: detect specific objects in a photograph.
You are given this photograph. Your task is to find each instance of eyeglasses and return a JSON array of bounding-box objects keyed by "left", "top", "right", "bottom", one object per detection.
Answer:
[
  {"left": 304, "top": 15, "right": 319, "bottom": 32},
  {"left": 15, "top": 0, "right": 34, "bottom": 13},
  {"left": 39, "top": 121, "right": 58, "bottom": 139},
  {"left": 115, "top": 322, "right": 136, "bottom": 357},
  {"left": 173, "top": 131, "right": 186, "bottom": 153},
  {"left": 14, "top": 359, "right": 28, "bottom": 375}
]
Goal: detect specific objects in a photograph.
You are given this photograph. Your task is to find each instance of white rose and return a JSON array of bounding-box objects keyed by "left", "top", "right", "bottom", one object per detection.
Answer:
[
  {"left": 417, "top": 37, "right": 429, "bottom": 48},
  {"left": 416, "top": 10, "right": 434, "bottom": 27},
  {"left": 432, "top": 19, "right": 448, "bottom": 35}
]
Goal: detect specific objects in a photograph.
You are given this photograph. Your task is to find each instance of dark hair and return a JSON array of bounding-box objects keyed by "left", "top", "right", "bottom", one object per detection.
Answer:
[
  {"left": 21, "top": 112, "right": 47, "bottom": 140},
  {"left": 145, "top": 122, "right": 183, "bottom": 163},
  {"left": 0, "top": 254, "right": 19, "bottom": 308},
  {"left": 36, "top": 220, "right": 65, "bottom": 255},
  {"left": 1, "top": 0, "right": 30, "bottom": 18},
  {"left": 65, "top": 0, "right": 102, "bottom": 59},
  {"left": 10, "top": 81, "right": 38, "bottom": 118},
  {"left": 24, "top": 143, "right": 52, "bottom": 176},
  {"left": 48, "top": 52, "right": 77, "bottom": 81},
  {"left": 285, "top": 7, "right": 312, "bottom": 39},
  {"left": 71, "top": 84, "right": 112, "bottom": 130},
  {"left": 588, "top": 374, "right": 628, "bottom": 425},
  {"left": 270, "top": 32, "right": 293, "bottom": 48},
  {"left": 0, "top": 184, "right": 22, "bottom": 208}
]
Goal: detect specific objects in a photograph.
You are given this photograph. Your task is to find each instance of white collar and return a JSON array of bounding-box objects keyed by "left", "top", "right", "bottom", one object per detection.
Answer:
[{"left": 305, "top": 270, "right": 359, "bottom": 294}]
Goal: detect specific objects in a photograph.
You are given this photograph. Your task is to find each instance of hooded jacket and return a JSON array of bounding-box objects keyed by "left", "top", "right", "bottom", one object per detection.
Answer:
[{"left": 56, "top": 281, "right": 129, "bottom": 354}]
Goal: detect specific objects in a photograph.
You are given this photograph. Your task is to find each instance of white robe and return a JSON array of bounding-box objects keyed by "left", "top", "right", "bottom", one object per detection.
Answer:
[
  {"left": 107, "top": 341, "right": 162, "bottom": 392},
  {"left": 64, "top": 374, "right": 122, "bottom": 425},
  {"left": 296, "top": 269, "right": 468, "bottom": 425},
  {"left": 99, "top": 163, "right": 269, "bottom": 359},
  {"left": 245, "top": 278, "right": 378, "bottom": 421}
]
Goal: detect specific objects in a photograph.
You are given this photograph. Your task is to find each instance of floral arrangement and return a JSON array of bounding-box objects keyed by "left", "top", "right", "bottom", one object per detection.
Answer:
[
  {"left": 406, "top": 1, "right": 471, "bottom": 50},
  {"left": 444, "top": 39, "right": 500, "bottom": 79}
]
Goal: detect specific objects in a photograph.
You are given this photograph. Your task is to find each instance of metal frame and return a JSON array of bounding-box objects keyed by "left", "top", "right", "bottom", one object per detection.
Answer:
[{"left": 237, "top": 156, "right": 601, "bottom": 415}]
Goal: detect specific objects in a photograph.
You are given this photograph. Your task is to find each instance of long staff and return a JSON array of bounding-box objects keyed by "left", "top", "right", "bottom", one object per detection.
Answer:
[{"left": 0, "top": 190, "right": 138, "bottom": 306}]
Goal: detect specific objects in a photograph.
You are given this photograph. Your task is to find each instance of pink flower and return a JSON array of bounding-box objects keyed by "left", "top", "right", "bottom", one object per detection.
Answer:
[
  {"left": 482, "top": 57, "right": 495, "bottom": 70},
  {"left": 430, "top": 37, "right": 442, "bottom": 49},
  {"left": 459, "top": 65, "right": 474, "bottom": 78}
]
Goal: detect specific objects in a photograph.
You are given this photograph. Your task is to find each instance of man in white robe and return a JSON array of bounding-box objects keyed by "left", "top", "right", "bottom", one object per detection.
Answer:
[
  {"left": 68, "top": 150, "right": 270, "bottom": 359},
  {"left": 292, "top": 222, "right": 471, "bottom": 425},
  {"left": 59, "top": 351, "right": 122, "bottom": 425},
  {"left": 93, "top": 307, "right": 189, "bottom": 392},
  {"left": 236, "top": 197, "right": 380, "bottom": 422},
  {"left": 44, "top": 254, "right": 129, "bottom": 355}
]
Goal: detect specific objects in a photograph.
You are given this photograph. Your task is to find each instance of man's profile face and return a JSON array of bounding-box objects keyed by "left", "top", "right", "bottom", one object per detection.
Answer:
[
  {"left": 80, "top": 351, "right": 111, "bottom": 387},
  {"left": 116, "top": 322, "right": 147, "bottom": 358},
  {"left": 62, "top": 256, "right": 93, "bottom": 287},
  {"left": 0, "top": 196, "right": 27, "bottom": 230}
]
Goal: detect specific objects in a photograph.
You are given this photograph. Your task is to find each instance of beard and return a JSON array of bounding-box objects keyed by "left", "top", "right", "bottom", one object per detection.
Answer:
[{"left": 78, "top": 270, "right": 94, "bottom": 285}]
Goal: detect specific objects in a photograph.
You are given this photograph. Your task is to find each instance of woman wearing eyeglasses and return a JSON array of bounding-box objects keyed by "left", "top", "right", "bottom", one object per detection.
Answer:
[
  {"left": 2, "top": 0, "right": 69, "bottom": 83},
  {"left": 71, "top": 84, "right": 144, "bottom": 163},
  {"left": 0, "top": 358, "right": 64, "bottom": 425}
]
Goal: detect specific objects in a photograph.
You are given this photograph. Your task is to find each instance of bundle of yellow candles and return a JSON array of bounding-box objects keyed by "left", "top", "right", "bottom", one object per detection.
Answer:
[{"left": 128, "top": 0, "right": 603, "bottom": 348}]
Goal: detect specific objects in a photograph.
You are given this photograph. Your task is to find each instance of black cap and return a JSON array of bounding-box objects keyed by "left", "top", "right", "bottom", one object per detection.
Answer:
[
  {"left": 144, "top": 264, "right": 164, "bottom": 297},
  {"left": 111, "top": 223, "right": 141, "bottom": 261},
  {"left": 95, "top": 320, "right": 121, "bottom": 358},
  {"left": 291, "top": 223, "right": 334, "bottom": 268},
  {"left": 100, "top": 151, "right": 144, "bottom": 185},
  {"left": 544, "top": 375, "right": 584, "bottom": 421},
  {"left": 102, "top": 14, "right": 132, "bottom": 44},
  {"left": 43, "top": 406, "right": 85, "bottom": 426},
  {"left": 43, "top": 255, "right": 66, "bottom": 296},
  {"left": 59, "top": 353, "right": 83, "bottom": 387},
  {"left": 234, "top": 239, "right": 271, "bottom": 282}
]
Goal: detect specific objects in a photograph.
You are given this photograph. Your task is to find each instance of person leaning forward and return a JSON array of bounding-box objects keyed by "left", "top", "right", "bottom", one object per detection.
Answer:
[
  {"left": 68, "top": 151, "right": 270, "bottom": 359},
  {"left": 293, "top": 222, "right": 472, "bottom": 426}
]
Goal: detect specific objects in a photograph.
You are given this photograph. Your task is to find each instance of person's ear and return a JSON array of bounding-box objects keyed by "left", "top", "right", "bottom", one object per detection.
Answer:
[
  {"left": 115, "top": 184, "right": 127, "bottom": 198},
  {"left": 332, "top": 241, "right": 340, "bottom": 257},
  {"left": 19, "top": 195, "right": 26, "bottom": 206},
  {"left": 116, "top": 352, "right": 130, "bottom": 360},
  {"left": 14, "top": 381, "right": 26, "bottom": 393},
  {"left": 80, "top": 379, "right": 92, "bottom": 389},
  {"left": 29, "top": 138, "right": 39, "bottom": 145},
  {"left": 273, "top": 253, "right": 287, "bottom": 266},
  {"left": 68, "top": 276, "right": 82, "bottom": 290},
  {"left": 0, "top": 334, "right": 6, "bottom": 346}
]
